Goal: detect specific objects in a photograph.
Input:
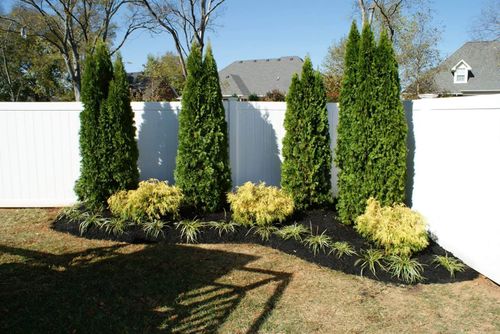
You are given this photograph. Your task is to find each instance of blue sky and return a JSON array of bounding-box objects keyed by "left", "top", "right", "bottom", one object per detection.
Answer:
[
  {"left": 3, "top": 0, "right": 488, "bottom": 72},
  {"left": 121, "top": 0, "right": 487, "bottom": 72}
]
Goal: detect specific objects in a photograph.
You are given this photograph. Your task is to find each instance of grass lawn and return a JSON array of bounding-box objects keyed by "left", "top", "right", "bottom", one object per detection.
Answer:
[{"left": 1, "top": 209, "right": 499, "bottom": 333}]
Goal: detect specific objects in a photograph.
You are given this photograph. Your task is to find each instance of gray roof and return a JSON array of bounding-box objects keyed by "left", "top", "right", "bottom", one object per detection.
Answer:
[
  {"left": 433, "top": 41, "right": 500, "bottom": 94},
  {"left": 218, "top": 56, "right": 304, "bottom": 97}
]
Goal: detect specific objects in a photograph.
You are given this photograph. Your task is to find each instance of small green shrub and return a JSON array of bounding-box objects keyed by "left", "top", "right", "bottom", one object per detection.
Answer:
[
  {"left": 78, "top": 212, "right": 104, "bottom": 235},
  {"left": 328, "top": 241, "right": 357, "bottom": 259},
  {"left": 303, "top": 230, "right": 332, "bottom": 256},
  {"left": 176, "top": 219, "right": 206, "bottom": 243},
  {"left": 275, "top": 223, "right": 310, "bottom": 241},
  {"left": 108, "top": 179, "right": 183, "bottom": 223},
  {"left": 227, "top": 182, "right": 294, "bottom": 226},
  {"left": 355, "top": 198, "right": 429, "bottom": 256},
  {"left": 385, "top": 254, "right": 425, "bottom": 284},
  {"left": 433, "top": 254, "right": 466, "bottom": 278},
  {"left": 355, "top": 249, "right": 385, "bottom": 277},
  {"left": 101, "top": 217, "right": 128, "bottom": 236},
  {"left": 248, "top": 93, "right": 260, "bottom": 101}
]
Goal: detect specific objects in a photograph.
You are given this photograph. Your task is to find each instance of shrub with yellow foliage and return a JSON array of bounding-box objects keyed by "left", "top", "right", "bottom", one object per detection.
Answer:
[
  {"left": 108, "top": 179, "right": 183, "bottom": 223},
  {"left": 355, "top": 198, "right": 428, "bottom": 256},
  {"left": 227, "top": 182, "right": 294, "bottom": 226}
]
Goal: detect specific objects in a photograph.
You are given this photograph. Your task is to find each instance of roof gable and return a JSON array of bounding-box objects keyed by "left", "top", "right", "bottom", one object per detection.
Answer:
[{"left": 451, "top": 59, "right": 472, "bottom": 72}]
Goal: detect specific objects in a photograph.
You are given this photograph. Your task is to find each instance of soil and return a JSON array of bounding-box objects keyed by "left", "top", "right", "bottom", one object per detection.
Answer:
[{"left": 52, "top": 209, "right": 479, "bottom": 285}]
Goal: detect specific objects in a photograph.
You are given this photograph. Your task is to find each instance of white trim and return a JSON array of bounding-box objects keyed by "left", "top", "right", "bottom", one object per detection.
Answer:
[{"left": 451, "top": 59, "right": 472, "bottom": 72}]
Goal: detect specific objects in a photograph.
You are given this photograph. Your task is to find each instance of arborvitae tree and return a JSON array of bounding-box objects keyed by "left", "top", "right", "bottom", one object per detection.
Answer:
[
  {"left": 281, "top": 57, "right": 332, "bottom": 209},
  {"left": 175, "top": 43, "right": 231, "bottom": 212},
  {"left": 75, "top": 41, "right": 113, "bottom": 209},
  {"left": 99, "top": 54, "right": 139, "bottom": 198},
  {"left": 336, "top": 23, "right": 377, "bottom": 224},
  {"left": 336, "top": 22, "right": 361, "bottom": 224},
  {"left": 366, "top": 30, "right": 407, "bottom": 205}
]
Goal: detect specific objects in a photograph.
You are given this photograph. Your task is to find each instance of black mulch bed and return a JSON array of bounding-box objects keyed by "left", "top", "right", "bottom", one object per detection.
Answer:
[{"left": 52, "top": 209, "right": 479, "bottom": 285}]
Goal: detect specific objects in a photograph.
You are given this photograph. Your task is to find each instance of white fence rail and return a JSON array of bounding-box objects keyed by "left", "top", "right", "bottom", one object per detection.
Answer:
[{"left": 0, "top": 95, "right": 499, "bottom": 284}]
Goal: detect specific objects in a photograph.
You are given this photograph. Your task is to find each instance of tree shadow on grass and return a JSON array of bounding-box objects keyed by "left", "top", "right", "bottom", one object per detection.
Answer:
[{"left": 0, "top": 244, "right": 291, "bottom": 333}]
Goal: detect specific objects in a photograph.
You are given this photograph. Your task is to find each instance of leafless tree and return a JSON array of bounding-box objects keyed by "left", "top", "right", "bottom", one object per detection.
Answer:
[
  {"left": 469, "top": 0, "right": 500, "bottom": 41},
  {"left": 0, "top": 1, "right": 147, "bottom": 101},
  {"left": 134, "top": 0, "right": 226, "bottom": 78}
]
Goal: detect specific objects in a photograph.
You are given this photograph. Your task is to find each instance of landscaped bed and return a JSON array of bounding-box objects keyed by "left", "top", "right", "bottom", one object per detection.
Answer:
[
  {"left": 53, "top": 206, "right": 478, "bottom": 285},
  {"left": 1, "top": 208, "right": 499, "bottom": 333}
]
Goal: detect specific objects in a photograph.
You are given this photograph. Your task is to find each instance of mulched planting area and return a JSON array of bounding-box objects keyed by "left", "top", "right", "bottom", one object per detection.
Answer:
[{"left": 53, "top": 209, "right": 479, "bottom": 285}]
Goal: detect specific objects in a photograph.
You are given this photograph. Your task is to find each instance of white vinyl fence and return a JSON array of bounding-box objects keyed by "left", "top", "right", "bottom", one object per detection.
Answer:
[{"left": 0, "top": 94, "right": 499, "bottom": 284}]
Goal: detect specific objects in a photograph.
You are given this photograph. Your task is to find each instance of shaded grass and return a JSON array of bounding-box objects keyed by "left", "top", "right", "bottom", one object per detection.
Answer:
[{"left": 1, "top": 208, "right": 500, "bottom": 333}]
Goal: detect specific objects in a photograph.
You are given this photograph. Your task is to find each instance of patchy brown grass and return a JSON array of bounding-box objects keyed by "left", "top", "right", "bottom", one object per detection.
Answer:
[{"left": 1, "top": 208, "right": 499, "bottom": 333}]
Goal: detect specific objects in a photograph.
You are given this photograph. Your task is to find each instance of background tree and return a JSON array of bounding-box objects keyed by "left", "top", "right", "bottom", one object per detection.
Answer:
[
  {"left": 469, "top": 0, "right": 499, "bottom": 41},
  {"left": 134, "top": 0, "right": 226, "bottom": 78},
  {"left": 175, "top": 43, "right": 231, "bottom": 212},
  {"left": 281, "top": 57, "right": 332, "bottom": 210},
  {"left": 99, "top": 54, "right": 139, "bottom": 198},
  {"left": 322, "top": 38, "right": 346, "bottom": 102},
  {"left": 1, "top": 0, "right": 145, "bottom": 101},
  {"left": 0, "top": 10, "right": 70, "bottom": 101},
  {"left": 75, "top": 41, "right": 114, "bottom": 209},
  {"left": 142, "top": 51, "right": 186, "bottom": 99}
]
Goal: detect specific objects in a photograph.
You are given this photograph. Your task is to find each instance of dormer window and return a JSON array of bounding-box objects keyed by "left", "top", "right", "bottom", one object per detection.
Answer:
[{"left": 451, "top": 59, "right": 472, "bottom": 84}]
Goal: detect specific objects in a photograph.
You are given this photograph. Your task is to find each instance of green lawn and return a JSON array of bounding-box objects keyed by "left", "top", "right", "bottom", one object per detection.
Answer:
[{"left": 1, "top": 208, "right": 499, "bottom": 333}]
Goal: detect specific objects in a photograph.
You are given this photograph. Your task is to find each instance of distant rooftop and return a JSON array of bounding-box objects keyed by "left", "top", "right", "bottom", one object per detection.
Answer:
[
  {"left": 432, "top": 41, "right": 500, "bottom": 95},
  {"left": 218, "top": 56, "right": 304, "bottom": 97}
]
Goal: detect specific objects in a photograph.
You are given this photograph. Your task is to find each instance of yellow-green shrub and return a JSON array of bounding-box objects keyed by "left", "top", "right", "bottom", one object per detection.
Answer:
[
  {"left": 108, "top": 179, "right": 183, "bottom": 222},
  {"left": 227, "top": 182, "right": 294, "bottom": 226},
  {"left": 355, "top": 198, "right": 428, "bottom": 256}
]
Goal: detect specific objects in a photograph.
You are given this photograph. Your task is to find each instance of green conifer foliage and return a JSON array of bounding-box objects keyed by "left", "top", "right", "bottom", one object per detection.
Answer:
[
  {"left": 336, "top": 22, "right": 361, "bottom": 224},
  {"left": 336, "top": 23, "right": 377, "bottom": 224},
  {"left": 100, "top": 54, "right": 139, "bottom": 198},
  {"left": 174, "top": 44, "right": 231, "bottom": 212},
  {"left": 281, "top": 57, "right": 332, "bottom": 209},
  {"left": 75, "top": 41, "right": 113, "bottom": 209},
  {"left": 366, "top": 30, "right": 407, "bottom": 205}
]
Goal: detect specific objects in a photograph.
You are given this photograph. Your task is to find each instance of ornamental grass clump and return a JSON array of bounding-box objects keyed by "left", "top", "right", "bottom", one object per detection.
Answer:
[
  {"left": 355, "top": 198, "right": 428, "bottom": 256},
  {"left": 227, "top": 182, "right": 294, "bottom": 226},
  {"left": 107, "top": 179, "right": 183, "bottom": 223}
]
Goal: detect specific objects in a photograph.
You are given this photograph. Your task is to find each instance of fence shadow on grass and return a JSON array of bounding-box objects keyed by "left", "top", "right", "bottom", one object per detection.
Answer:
[
  {"left": 0, "top": 243, "right": 291, "bottom": 333},
  {"left": 137, "top": 103, "right": 179, "bottom": 184}
]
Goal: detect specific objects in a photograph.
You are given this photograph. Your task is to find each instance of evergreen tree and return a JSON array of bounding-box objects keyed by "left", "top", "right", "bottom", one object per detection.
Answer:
[
  {"left": 336, "top": 22, "right": 377, "bottom": 224},
  {"left": 100, "top": 54, "right": 139, "bottom": 198},
  {"left": 175, "top": 43, "right": 231, "bottom": 212},
  {"left": 281, "top": 57, "right": 332, "bottom": 209},
  {"left": 75, "top": 41, "right": 113, "bottom": 209},
  {"left": 366, "top": 30, "right": 407, "bottom": 205},
  {"left": 336, "top": 22, "right": 361, "bottom": 224}
]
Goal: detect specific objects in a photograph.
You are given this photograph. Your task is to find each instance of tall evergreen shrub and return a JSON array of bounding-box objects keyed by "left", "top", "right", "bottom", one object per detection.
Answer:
[
  {"left": 336, "top": 22, "right": 361, "bottom": 224},
  {"left": 100, "top": 54, "right": 139, "bottom": 197},
  {"left": 175, "top": 44, "right": 231, "bottom": 212},
  {"left": 75, "top": 41, "right": 113, "bottom": 209},
  {"left": 336, "top": 23, "right": 377, "bottom": 224},
  {"left": 281, "top": 57, "right": 332, "bottom": 209},
  {"left": 366, "top": 31, "right": 407, "bottom": 205}
]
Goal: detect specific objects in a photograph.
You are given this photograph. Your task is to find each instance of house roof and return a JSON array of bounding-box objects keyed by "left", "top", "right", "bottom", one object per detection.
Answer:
[
  {"left": 433, "top": 41, "right": 500, "bottom": 94},
  {"left": 218, "top": 56, "right": 304, "bottom": 97}
]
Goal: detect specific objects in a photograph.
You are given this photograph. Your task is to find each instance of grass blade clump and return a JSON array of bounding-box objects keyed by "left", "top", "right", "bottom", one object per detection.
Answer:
[
  {"left": 208, "top": 221, "right": 238, "bottom": 237},
  {"left": 275, "top": 223, "right": 310, "bottom": 241},
  {"left": 143, "top": 220, "right": 166, "bottom": 239},
  {"left": 303, "top": 230, "right": 332, "bottom": 256},
  {"left": 328, "top": 241, "right": 357, "bottom": 259},
  {"left": 355, "top": 249, "right": 385, "bottom": 277},
  {"left": 385, "top": 254, "right": 425, "bottom": 284},
  {"left": 433, "top": 254, "right": 466, "bottom": 278},
  {"left": 176, "top": 219, "right": 206, "bottom": 243},
  {"left": 249, "top": 225, "right": 278, "bottom": 242}
]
